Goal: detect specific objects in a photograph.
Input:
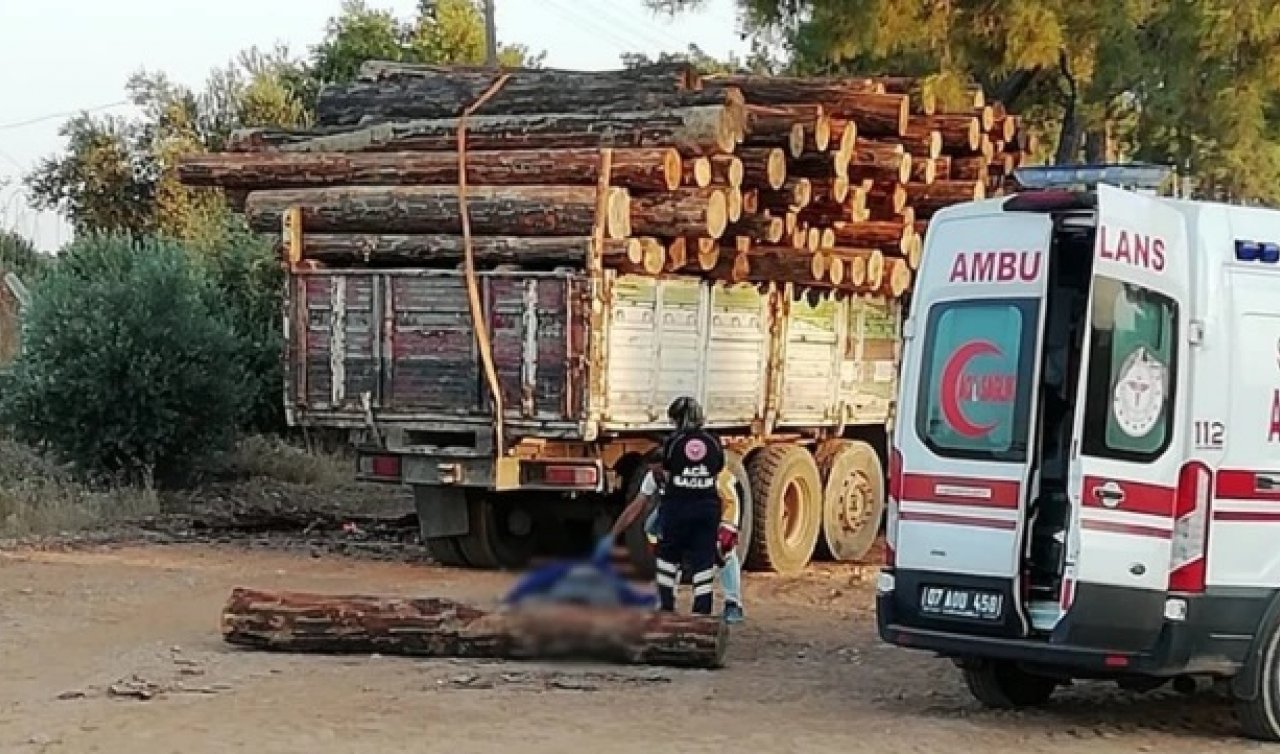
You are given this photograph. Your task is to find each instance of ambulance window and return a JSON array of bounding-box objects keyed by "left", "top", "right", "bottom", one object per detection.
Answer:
[
  {"left": 915, "top": 299, "right": 1039, "bottom": 461},
  {"left": 1080, "top": 277, "right": 1178, "bottom": 461}
]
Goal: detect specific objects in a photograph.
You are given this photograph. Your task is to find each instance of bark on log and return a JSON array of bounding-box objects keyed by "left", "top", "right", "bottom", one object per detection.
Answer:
[
  {"left": 782, "top": 177, "right": 813, "bottom": 209},
  {"left": 992, "top": 114, "right": 1017, "bottom": 143},
  {"left": 909, "top": 155, "right": 937, "bottom": 185},
  {"left": 866, "top": 182, "right": 908, "bottom": 216},
  {"left": 727, "top": 214, "right": 784, "bottom": 244},
  {"left": 245, "top": 185, "right": 630, "bottom": 238},
  {"left": 702, "top": 75, "right": 884, "bottom": 106},
  {"left": 950, "top": 155, "right": 990, "bottom": 181},
  {"left": 848, "top": 149, "right": 912, "bottom": 185},
  {"left": 709, "top": 155, "right": 744, "bottom": 188},
  {"left": 629, "top": 188, "right": 729, "bottom": 239},
  {"left": 315, "top": 65, "right": 732, "bottom": 126},
  {"left": 355, "top": 60, "right": 700, "bottom": 89},
  {"left": 683, "top": 157, "right": 712, "bottom": 188},
  {"left": 834, "top": 93, "right": 910, "bottom": 138},
  {"left": 228, "top": 106, "right": 741, "bottom": 157},
  {"left": 906, "top": 180, "right": 986, "bottom": 218},
  {"left": 877, "top": 77, "right": 937, "bottom": 116},
  {"left": 738, "top": 248, "right": 830, "bottom": 287},
  {"left": 932, "top": 155, "right": 952, "bottom": 181},
  {"left": 787, "top": 151, "right": 850, "bottom": 180},
  {"left": 808, "top": 177, "right": 849, "bottom": 204},
  {"left": 741, "top": 189, "right": 759, "bottom": 215},
  {"left": 221, "top": 587, "right": 726, "bottom": 669},
  {"left": 744, "top": 106, "right": 804, "bottom": 158},
  {"left": 738, "top": 147, "right": 787, "bottom": 190},
  {"left": 294, "top": 233, "right": 641, "bottom": 266},
  {"left": 666, "top": 237, "right": 690, "bottom": 271},
  {"left": 921, "top": 115, "right": 981, "bottom": 152},
  {"left": 799, "top": 200, "right": 852, "bottom": 226},
  {"left": 833, "top": 221, "right": 911, "bottom": 255},
  {"left": 827, "top": 119, "right": 858, "bottom": 164},
  {"left": 179, "top": 148, "right": 682, "bottom": 192},
  {"left": 881, "top": 258, "right": 913, "bottom": 297}
]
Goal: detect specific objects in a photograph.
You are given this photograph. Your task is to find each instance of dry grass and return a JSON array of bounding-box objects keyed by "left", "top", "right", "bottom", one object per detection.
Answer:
[{"left": 0, "top": 434, "right": 357, "bottom": 540}]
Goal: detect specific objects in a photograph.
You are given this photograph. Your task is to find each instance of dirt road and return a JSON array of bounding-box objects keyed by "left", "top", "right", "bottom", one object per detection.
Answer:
[{"left": 0, "top": 544, "right": 1264, "bottom": 753}]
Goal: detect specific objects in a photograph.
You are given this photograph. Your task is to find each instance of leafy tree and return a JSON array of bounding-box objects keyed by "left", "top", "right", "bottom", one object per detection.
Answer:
[
  {"left": 0, "top": 230, "right": 52, "bottom": 281},
  {"left": 0, "top": 234, "right": 246, "bottom": 483},
  {"left": 312, "top": 0, "right": 543, "bottom": 84},
  {"left": 621, "top": 42, "right": 776, "bottom": 75}
]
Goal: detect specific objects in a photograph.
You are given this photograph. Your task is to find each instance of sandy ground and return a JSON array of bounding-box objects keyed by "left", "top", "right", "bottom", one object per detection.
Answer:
[{"left": 0, "top": 543, "right": 1269, "bottom": 754}]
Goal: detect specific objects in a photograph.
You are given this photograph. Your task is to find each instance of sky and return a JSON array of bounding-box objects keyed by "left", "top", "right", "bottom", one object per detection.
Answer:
[{"left": 0, "top": 0, "right": 750, "bottom": 251}]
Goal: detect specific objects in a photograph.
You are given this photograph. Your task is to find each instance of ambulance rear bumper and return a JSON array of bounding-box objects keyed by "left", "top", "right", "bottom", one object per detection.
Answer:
[{"left": 876, "top": 582, "right": 1269, "bottom": 678}]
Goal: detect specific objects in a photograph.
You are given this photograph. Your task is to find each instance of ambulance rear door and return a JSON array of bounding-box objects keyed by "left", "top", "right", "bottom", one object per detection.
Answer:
[
  {"left": 1058, "top": 183, "right": 1191, "bottom": 651},
  {"left": 890, "top": 206, "right": 1053, "bottom": 638}
]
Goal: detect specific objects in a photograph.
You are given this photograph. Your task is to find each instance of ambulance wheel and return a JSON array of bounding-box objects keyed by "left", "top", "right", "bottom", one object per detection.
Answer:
[
  {"left": 745, "top": 443, "right": 822, "bottom": 575},
  {"left": 1235, "top": 619, "right": 1280, "bottom": 741},
  {"left": 962, "top": 662, "right": 1057, "bottom": 709},
  {"left": 813, "top": 439, "right": 885, "bottom": 563},
  {"left": 456, "top": 494, "right": 536, "bottom": 570}
]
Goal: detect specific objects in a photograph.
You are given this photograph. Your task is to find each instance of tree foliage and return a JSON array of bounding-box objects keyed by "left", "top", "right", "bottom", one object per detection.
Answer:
[
  {"left": 0, "top": 235, "right": 247, "bottom": 483},
  {"left": 649, "top": 0, "right": 1280, "bottom": 204},
  {"left": 621, "top": 42, "right": 777, "bottom": 75},
  {"left": 0, "top": 230, "right": 53, "bottom": 282}
]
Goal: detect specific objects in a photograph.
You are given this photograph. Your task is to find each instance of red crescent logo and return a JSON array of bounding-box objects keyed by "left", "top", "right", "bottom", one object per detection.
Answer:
[{"left": 939, "top": 340, "right": 1002, "bottom": 439}]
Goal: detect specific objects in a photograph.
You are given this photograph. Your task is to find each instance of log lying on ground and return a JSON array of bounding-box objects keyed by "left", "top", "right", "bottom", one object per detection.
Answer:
[
  {"left": 179, "top": 148, "right": 683, "bottom": 192},
  {"left": 315, "top": 63, "right": 731, "bottom": 125},
  {"left": 221, "top": 587, "right": 727, "bottom": 670},
  {"left": 292, "top": 234, "right": 644, "bottom": 267},
  {"left": 229, "top": 107, "right": 742, "bottom": 156},
  {"left": 244, "top": 185, "right": 631, "bottom": 238}
]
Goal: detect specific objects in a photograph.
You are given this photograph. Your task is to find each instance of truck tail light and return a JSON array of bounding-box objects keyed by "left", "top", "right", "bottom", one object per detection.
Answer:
[
  {"left": 885, "top": 446, "right": 903, "bottom": 567},
  {"left": 1169, "top": 461, "right": 1212, "bottom": 593},
  {"left": 544, "top": 464, "right": 599, "bottom": 488},
  {"left": 358, "top": 453, "right": 402, "bottom": 482}
]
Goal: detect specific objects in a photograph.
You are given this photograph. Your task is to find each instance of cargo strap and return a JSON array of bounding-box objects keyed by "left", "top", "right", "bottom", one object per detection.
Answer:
[{"left": 457, "top": 74, "right": 512, "bottom": 455}]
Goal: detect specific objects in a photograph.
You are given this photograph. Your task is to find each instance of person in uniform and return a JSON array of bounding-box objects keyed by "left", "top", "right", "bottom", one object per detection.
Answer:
[{"left": 605, "top": 396, "right": 732, "bottom": 616}]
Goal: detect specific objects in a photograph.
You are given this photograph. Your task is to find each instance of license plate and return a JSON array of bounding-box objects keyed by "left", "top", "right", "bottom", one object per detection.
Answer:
[{"left": 920, "top": 586, "right": 1004, "bottom": 621}]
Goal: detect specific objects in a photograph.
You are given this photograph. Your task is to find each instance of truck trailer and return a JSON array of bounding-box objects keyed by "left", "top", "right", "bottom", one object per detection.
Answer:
[{"left": 283, "top": 262, "right": 901, "bottom": 574}]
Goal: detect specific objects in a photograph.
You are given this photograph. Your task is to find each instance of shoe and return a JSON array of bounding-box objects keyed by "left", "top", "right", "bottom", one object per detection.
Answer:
[{"left": 723, "top": 602, "right": 745, "bottom": 625}]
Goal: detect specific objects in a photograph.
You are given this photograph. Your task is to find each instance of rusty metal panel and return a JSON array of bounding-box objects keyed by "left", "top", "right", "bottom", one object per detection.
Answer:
[
  {"left": 777, "top": 290, "right": 843, "bottom": 424},
  {"left": 388, "top": 275, "right": 481, "bottom": 413},
  {"left": 486, "top": 276, "right": 575, "bottom": 420},
  {"left": 840, "top": 295, "right": 902, "bottom": 424},
  {"left": 704, "top": 282, "right": 768, "bottom": 424}
]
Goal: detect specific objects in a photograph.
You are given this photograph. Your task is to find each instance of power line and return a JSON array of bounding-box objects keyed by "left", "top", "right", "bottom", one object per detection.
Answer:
[
  {"left": 540, "top": 0, "right": 666, "bottom": 57},
  {"left": 0, "top": 100, "right": 131, "bottom": 132}
]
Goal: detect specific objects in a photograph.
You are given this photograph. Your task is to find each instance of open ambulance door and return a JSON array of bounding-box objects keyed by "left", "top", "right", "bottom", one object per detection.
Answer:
[{"left": 1058, "top": 183, "right": 1192, "bottom": 651}]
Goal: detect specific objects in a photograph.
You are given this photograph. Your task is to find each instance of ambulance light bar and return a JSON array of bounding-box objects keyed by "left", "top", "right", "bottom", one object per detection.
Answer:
[
  {"left": 1235, "top": 240, "right": 1280, "bottom": 264},
  {"left": 1013, "top": 163, "right": 1174, "bottom": 193}
]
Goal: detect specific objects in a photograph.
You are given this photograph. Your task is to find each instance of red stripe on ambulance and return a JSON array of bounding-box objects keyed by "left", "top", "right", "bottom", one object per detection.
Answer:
[
  {"left": 1215, "top": 470, "right": 1280, "bottom": 501},
  {"left": 1080, "top": 476, "right": 1174, "bottom": 517},
  {"left": 897, "top": 511, "right": 1018, "bottom": 531}
]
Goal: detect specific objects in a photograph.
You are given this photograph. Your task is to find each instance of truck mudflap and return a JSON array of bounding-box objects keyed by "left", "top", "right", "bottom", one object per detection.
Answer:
[{"left": 877, "top": 574, "right": 1276, "bottom": 678}]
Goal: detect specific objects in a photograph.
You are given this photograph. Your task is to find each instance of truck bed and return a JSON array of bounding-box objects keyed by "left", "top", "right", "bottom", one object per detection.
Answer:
[{"left": 285, "top": 267, "right": 901, "bottom": 445}]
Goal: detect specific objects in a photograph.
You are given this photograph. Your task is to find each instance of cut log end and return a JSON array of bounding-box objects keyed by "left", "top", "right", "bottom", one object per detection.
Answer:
[
  {"left": 707, "top": 189, "right": 729, "bottom": 239},
  {"left": 608, "top": 188, "right": 633, "bottom": 239},
  {"left": 641, "top": 238, "right": 667, "bottom": 276},
  {"left": 827, "top": 255, "right": 846, "bottom": 286},
  {"left": 726, "top": 187, "right": 744, "bottom": 223},
  {"left": 767, "top": 148, "right": 787, "bottom": 189},
  {"left": 813, "top": 113, "right": 832, "bottom": 153},
  {"left": 684, "top": 155, "right": 710, "bottom": 189},
  {"left": 788, "top": 124, "right": 806, "bottom": 159},
  {"left": 697, "top": 238, "right": 720, "bottom": 271}
]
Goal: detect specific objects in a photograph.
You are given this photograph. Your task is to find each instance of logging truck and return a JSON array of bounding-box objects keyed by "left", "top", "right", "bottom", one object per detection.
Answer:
[{"left": 284, "top": 261, "right": 902, "bottom": 574}]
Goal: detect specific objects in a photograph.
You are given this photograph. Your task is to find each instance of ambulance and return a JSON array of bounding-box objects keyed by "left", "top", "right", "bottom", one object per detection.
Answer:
[{"left": 876, "top": 163, "right": 1280, "bottom": 740}]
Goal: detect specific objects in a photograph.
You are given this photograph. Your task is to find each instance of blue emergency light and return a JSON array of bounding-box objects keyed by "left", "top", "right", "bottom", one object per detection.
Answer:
[
  {"left": 1235, "top": 240, "right": 1280, "bottom": 263},
  {"left": 1012, "top": 163, "right": 1174, "bottom": 194}
]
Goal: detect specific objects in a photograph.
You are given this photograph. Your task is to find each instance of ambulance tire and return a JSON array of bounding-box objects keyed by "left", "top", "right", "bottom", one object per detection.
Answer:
[
  {"left": 1236, "top": 619, "right": 1280, "bottom": 741},
  {"left": 962, "top": 662, "right": 1057, "bottom": 709},
  {"left": 745, "top": 443, "right": 823, "bottom": 575},
  {"left": 456, "top": 494, "right": 537, "bottom": 571},
  {"left": 813, "top": 439, "right": 885, "bottom": 563}
]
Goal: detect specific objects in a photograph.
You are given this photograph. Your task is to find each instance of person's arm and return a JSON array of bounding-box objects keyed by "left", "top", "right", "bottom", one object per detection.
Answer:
[
  {"left": 608, "top": 470, "right": 658, "bottom": 539},
  {"left": 715, "top": 469, "right": 740, "bottom": 553}
]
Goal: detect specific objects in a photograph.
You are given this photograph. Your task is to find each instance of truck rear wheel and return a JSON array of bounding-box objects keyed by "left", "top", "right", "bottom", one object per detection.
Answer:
[
  {"left": 745, "top": 443, "right": 822, "bottom": 575},
  {"left": 814, "top": 439, "right": 885, "bottom": 563},
  {"left": 456, "top": 494, "right": 537, "bottom": 570},
  {"left": 1236, "top": 616, "right": 1280, "bottom": 741},
  {"left": 423, "top": 536, "right": 469, "bottom": 567},
  {"left": 962, "top": 662, "right": 1057, "bottom": 709}
]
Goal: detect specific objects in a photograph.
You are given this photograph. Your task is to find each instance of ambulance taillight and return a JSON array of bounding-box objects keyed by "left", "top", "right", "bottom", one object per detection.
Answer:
[
  {"left": 885, "top": 446, "right": 903, "bottom": 567},
  {"left": 1169, "top": 461, "right": 1213, "bottom": 593}
]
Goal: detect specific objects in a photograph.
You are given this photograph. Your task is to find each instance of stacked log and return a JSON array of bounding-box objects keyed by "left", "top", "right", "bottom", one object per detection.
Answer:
[{"left": 181, "top": 62, "right": 1038, "bottom": 300}]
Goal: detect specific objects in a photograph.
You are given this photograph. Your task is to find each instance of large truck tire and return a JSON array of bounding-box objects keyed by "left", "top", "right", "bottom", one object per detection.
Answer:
[
  {"left": 814, "top": 439, "right": 886, "bottom": 563},
  {"left": 456, "top": 494, "right": 537, "bottom": 570},
  {"left": 1236, "top": 618, "right": 1280, "bottom": 741},
  {"left": 745, "top": 443, "right": 822, "bottom": 575},
  {"left": 423, "top": 536, "right": 469, "bottom": 567},
  {"left": 962, "top": 662, "right": 1057, "bottom": 709}
]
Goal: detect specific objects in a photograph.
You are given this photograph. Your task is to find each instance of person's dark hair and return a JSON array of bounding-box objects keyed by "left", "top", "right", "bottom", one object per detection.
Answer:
[{"left": 667, "top": 396, "right": 705, "bottom": 431}]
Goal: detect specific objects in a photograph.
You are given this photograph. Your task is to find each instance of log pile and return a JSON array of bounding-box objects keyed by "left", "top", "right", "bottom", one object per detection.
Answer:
[
  {"left": 179, "top": 61, "right": 1038, "bottom": 299},
  {"left": 221, "top": 587, "right": 728, "bottom": 669}
]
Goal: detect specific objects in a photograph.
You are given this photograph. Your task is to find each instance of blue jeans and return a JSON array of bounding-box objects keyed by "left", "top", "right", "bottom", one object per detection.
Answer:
[{"left": 645, "top": 507, "right": 743, "bottom": 606}]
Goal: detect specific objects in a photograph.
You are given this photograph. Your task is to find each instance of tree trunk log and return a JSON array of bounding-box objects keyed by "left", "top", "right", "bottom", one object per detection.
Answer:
[
  {"left": 221, "top": 587, "right": 726, "bottom": 669},
  {"left": 808, "top": 177, "right": 849, "bottom": 204},
  {"left": 683, "top": 157, "right": 712, "bottom": 188},
  {"left": 909, "top": 155, "right": 937, "bottom": 185},
  {"left": 866, "top": 182, "right": 907, "bottom": 217},
  {"left": 787, "top": 151, "right": 850, "bottom": 180},
  {"left": 737, "top": 147, "right": 787, "bottom": 190},
  {"left": 932, "top": 156, "right": 952, "bottom": 181},
  {"left": 781, "top": 177, "right": 813, "bottom": 208},
  {"left": 878, "top": 77, "right": 937, "bottom": 115},
  {"left": 739, "top": 248, "right": 830, "bottom": 287},
  {"left": 799, "top": 200, "right": 852, "bottom": 226},
  {"left": 315, "top": 65, "right": 732, "bottom": 126},
  {"left": 950, "top": 155, "right": 990, "bottom": 181},
  {"left": 709, "top": 155, "right": 744, "bottom": 188},
  {"left": 829, "top": 247, "right": 881, "bottom": 288},
  {"left": 921, "top": 115, "right": 981, "bottom": 152},
  {"left": 727, "top": 213, "right": 784, "bottom": 244},
  {"left": 295, "top": 233, "right": 642, "bottom": 267},
  {"left": 725, "top": 186, "right": 744, "bottom": 223},
  {"left": 702, "top": 74, "right": 884, "bottom": 105},
  {"left": 228, "top": 106, "right": 741, "bottom": 157},
  {"left": 881, "top": 258, "right": 913, "bottom": 297},
  {"left": 180, "top": 148, "right": 682, "bottom": 192},
  {"left": 629, "top": 188, "right": 728, "bottom": 239},
  {"left": 744, "top": 106, "right": 804, "bottom": 157},
  {"left": 906, "top": 180, "right": 986, "bottom": 218},
  {"left": 848, "top": 149, "right": 912, "bottom": 185},
  {"left": 245, "top": 185, "right": 630, "bottom": 238},
  {"left": 895, "top": 123, "right": 943, "bottom": 160},
  {"left": 832, "top": 221, "right": 911, "bottom": 255},
  {"left": 832, "top": 93, "right": 910, "bottom": 138},
  {"left": 826, "top": 119, "right": 858, "bottom": 163}
]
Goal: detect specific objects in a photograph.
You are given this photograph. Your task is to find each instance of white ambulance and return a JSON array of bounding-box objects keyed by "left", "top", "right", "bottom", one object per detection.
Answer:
[{"left": 877, "top": 164, "right": 1280, "bottom": 740}]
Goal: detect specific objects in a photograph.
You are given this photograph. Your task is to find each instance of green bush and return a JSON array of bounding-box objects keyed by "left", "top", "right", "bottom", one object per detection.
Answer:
[{"left": 0, "top": 233, "right": 247, "bottom": 483}]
